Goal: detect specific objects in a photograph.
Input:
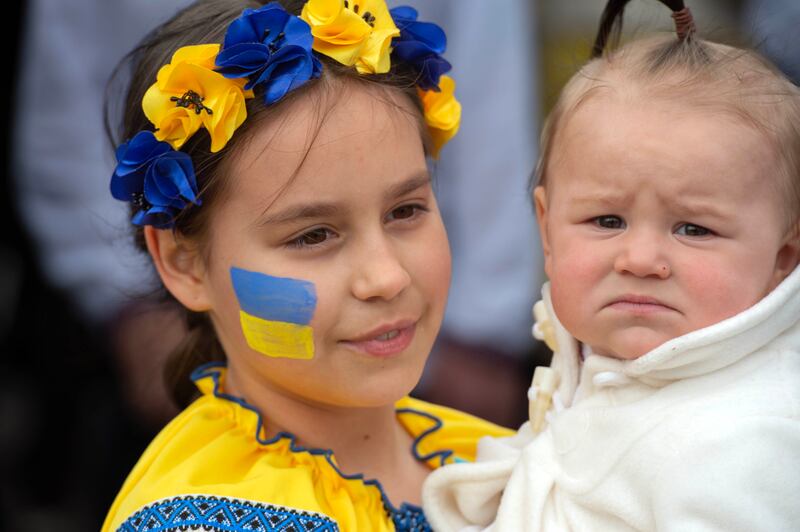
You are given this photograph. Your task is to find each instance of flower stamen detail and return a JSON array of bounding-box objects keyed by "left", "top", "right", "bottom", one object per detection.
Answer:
[{"left": 170, "top": 90, "right": 214, "bottom": 115}]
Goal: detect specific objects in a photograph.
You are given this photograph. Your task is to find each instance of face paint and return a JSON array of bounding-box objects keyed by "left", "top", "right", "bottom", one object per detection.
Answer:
[{"left": 230, "top": 267, "right": 317, "bottom": 359}]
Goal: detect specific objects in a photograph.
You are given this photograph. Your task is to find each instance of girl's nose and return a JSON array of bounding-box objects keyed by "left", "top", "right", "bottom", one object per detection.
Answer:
[
  {"left": 351, "top": 235, "right": 412, "bottom": 301},
  {"left": 613, "top": 231, "right": 671, "bottom": 279}
]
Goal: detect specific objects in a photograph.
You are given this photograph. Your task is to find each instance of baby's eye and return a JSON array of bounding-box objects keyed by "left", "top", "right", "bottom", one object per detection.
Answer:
[
  {"left": 287, "top": 227, "right": 336, "bottom": 248},
  {"left": 386, "top": 203, "right": 428, "bottom": 222},
  {"left": 675, "top": 223, "right": 712, "bottom": 237},
  {"left": 593, "top": 215, "right": 625, "bottom": 230}
]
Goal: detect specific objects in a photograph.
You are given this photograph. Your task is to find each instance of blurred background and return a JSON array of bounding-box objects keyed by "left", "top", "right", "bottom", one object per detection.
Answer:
[{"left": 1, "top": 0, "right": 797, "bottom": 530}]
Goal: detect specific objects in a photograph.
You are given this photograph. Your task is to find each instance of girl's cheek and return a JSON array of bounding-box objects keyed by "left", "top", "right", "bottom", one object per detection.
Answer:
[{"left": 230, "top": 266, "right": 318, "bottom": 360}]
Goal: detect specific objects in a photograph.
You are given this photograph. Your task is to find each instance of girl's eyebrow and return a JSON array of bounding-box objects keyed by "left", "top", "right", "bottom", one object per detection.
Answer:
[
  {"left": 258, "top": 203, "right": 340, "bottom": 226},
  {"left": 258, "top": 172, "right": 431, "bottom": 227},
  {"left": 384, "top": 172, "right": 431, "bottom": 202}
]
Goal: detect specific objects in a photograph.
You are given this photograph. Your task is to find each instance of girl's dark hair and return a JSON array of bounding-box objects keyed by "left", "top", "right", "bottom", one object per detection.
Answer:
[
  {"left": 105, "top": 0, "right": 429, "bottom": 407},
  {"left": 533, "top": 0, "right": 800, "bottom": 227}
]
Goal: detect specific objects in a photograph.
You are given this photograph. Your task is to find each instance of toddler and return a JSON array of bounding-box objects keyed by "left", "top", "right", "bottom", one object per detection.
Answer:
[{"left": 423, "top": 1, "right": 800, "bottom": 530}]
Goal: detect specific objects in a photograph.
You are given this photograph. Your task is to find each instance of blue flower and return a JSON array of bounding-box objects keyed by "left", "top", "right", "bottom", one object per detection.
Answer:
[
  {"left": 216, "top": 2, "right": 322, "bottom": 105},
  {"left": 110, "top": 131, "right": 201, "bottom": 228},
  {"left": 390, "top": 6, "right": 451, "bottom": 91}
]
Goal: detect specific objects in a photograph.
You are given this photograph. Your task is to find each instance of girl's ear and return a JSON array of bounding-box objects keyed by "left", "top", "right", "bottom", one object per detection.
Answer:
[
  {"left": 533, "top": 186, "right": 552, "bottom": 276},
  {"left": 144, "top": 226, "right": 212, "bottom": 312}
]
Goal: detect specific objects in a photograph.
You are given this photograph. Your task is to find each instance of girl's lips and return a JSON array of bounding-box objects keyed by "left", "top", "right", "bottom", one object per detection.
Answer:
[{"left": 341, "top": 322, "right": 417, "bottom": 357}]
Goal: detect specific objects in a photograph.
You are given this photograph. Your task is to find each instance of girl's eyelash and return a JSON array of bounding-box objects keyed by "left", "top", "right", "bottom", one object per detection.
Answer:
[
  {"left": 387, "top": 203, "right": 429, "bottom": 222},
  {"left": 285, "top": 227, "right": 337, "bottom": 249},
  {"left": 284, "top": 203, "right": 428, "bottom": 250}
]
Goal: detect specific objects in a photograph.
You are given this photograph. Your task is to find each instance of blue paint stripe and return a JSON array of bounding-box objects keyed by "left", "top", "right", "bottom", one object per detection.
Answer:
[{"left": 230, "top": 267, "right": 316, "bottom": 325}]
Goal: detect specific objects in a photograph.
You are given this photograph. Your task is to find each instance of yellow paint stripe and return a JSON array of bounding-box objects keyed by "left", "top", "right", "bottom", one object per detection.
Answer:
[{"left": 239, "top": 311, "right": 315, "bottom": 360}]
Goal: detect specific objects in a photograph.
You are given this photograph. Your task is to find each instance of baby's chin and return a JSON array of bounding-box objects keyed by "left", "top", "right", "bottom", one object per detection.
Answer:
[{"left": 585, "top": 331, "right": 674, "bottom": 361}]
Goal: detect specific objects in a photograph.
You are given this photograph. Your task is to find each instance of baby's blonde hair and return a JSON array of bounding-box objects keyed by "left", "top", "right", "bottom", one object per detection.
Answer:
[{"left": 534, "top": 34, "right": 800, "bottom": 228}]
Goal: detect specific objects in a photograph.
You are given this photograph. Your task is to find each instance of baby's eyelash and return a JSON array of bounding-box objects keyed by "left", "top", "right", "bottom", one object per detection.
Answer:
[
  {"left": 592, "top": 215, "right": 625, "bottom": 229},
  {"left": 675, "top": 223, "right": 714, "bottom": 237}
]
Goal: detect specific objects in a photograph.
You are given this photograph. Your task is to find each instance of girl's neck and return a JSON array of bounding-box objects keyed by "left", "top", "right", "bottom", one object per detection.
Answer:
[{"left": 225, "top": 362, "right": 429, "bottom": 505}]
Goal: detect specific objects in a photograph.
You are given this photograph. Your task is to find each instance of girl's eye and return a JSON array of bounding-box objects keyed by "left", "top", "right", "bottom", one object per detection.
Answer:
[
  {"left": 386, "top": 203, "right": 428, "bottom": 222},
  {"left": 287, "top": 227, "right": 336, "bottom": 248},
  {"left": 675, "top": 223, "right": 712, "bottom": 237},
  {"left": 593, "top": 215, "right": 625, "bottom": 229}
]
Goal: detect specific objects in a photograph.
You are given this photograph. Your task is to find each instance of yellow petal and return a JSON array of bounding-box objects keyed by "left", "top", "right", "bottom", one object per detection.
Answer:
[
  {"left": 203, "top": 86, "right": 248, "bottom": 153},
  {"left": 141, "top": 44, "right": 251, "bottom": 152},
  {"left": 419, "top": 76, "right": 461, "bottom": 158},
  {"left": 171, "top": 44, "right": 220, "bottom": 69},
  {"left": 302, "top": 0, "right": 397, "bottom": 72}
]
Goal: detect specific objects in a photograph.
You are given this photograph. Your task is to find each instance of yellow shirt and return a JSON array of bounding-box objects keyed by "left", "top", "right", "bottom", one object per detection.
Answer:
[{"left": 103, "top": 363, "right": 512, "bottom": 531}]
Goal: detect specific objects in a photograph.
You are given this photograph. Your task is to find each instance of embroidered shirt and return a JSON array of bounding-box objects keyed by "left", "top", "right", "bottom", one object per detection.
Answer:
[{"left": 103, "top": 363, "right": 512, "bottom": 532}]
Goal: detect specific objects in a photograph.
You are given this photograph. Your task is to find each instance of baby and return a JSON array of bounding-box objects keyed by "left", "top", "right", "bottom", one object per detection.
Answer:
[{"left": 423, "top": 1, "right": 800, "bottom": 530}]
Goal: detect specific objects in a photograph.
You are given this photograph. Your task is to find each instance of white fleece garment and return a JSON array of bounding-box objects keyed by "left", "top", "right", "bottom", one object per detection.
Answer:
[{"left": 423, "top": 266, "right": 800, "bottom": 531}]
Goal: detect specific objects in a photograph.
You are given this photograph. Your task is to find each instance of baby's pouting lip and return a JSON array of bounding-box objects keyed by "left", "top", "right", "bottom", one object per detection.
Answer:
[{"left": 604, "top": 294, "right": 678, "bottom": 315}]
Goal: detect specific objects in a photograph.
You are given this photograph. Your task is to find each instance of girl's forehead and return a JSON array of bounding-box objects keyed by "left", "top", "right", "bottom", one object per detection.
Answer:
[{"left": 221, "top": 83, "right": 427, "bottom": 213}]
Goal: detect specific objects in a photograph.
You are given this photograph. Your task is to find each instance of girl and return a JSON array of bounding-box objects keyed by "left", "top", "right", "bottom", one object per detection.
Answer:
[
  {"left": 424, "top": 1, "right": 800, "bottom": 530},
  {"left": 101, "top": 1, "right": 511, "bottom": 530}
]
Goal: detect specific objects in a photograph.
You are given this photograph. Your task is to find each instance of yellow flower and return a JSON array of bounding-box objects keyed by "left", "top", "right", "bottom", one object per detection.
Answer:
[
  {"left": 142, "top": 44, "right": 254, "bottom": 152},
  {"left": 301, "top": 0, "right": 399, "bottom": 74},
  {"left": 418, "top": 75, "right": 461, "bottom": 158}
]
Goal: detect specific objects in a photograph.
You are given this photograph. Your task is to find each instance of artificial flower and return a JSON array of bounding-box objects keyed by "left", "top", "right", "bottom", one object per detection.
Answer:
[
  {"left": 301, "top": 0, "right": 399, "bottom": 74},
  {"left": 389, "top": 6, "right": 451, "bottom": 91},
  {"left": 216, "top": 2, "right": 322, "bottom": 105},
  {"left": 418, "top": 75, "right": 460, "bottom": 158},
  {"left": 142, "top": 44, "right": 253, "bottom": 152},
  {"left": 110, "top": 131, "right": 201, "bottom": 228}
]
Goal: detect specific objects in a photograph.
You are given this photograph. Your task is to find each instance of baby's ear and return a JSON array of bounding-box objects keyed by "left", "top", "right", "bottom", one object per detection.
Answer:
[
  {"left": 771, "top": 220, "right": 800, "bottom": 289},
  {"left": 144, "top": 226, "right": 211, "bottom": 312},
  {"left": 533, "top": 186, "right": 553, "bottom": 274}
]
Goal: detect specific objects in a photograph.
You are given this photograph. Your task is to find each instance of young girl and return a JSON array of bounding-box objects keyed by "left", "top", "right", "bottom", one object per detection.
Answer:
[
  {"left": 100, "top": 1, "right": 512, "bottom": 530},
  {"left": 423, "top": 1, "right": 800, "bottom": 530}
]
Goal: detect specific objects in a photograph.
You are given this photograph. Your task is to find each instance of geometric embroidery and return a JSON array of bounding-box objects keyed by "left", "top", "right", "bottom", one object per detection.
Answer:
[
  {"left": 117, "top": 494, "right": 339, "bottom": 532},
  {"left": 391, "top": 502, "right": 432, "bottom": 532}
]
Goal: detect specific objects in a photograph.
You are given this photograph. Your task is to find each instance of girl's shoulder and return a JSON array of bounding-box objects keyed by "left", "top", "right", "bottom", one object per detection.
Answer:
[
  {"left": 396, "top": 395, "right": 515, "bottom": 467},
  {"left": 102, "top": 364, "right": 512, "bottom": 531}
]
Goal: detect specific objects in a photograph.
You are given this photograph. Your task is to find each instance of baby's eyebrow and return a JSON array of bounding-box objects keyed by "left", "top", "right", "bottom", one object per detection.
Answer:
[{"left": 570, "top": 192, "right": 628, "bottom": 206}]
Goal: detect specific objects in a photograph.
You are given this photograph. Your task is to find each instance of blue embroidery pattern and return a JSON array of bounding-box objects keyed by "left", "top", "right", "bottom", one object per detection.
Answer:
[
  {"left": 118, "top": 495, "right": 339, "bottom": 531},
  {"left": 391, "top": 503, "right": 432, "bottom": 532}
]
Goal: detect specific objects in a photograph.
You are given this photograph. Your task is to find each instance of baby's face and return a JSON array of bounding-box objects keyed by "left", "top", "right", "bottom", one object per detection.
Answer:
[{"left": 535, "top": 96, "right": 798, "bottom": 360}]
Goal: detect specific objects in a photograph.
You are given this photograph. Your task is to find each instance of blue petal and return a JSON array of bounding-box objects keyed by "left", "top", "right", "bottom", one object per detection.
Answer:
[
  {"left": 256, "top": 45, "right": 317, "bottom": 105},
  {"left": 116, "top": 131, "right": 171, "bottom": 175},
  {"left": 282, "top": 16, "right": 314, "bottom": 49},
  {"left": 417, "top": 54, "right": 452, "bottom": 90},
  {"left": 216, "top": 42, "right": 271, "bottom": 79},
  {"left": 223, "top": 3, "right": 290, "bottom": 49},
  {"left": 142, "top": 151, "right": 198, "bottom": 208},
  {"left": 133, "top": 205, "right": 176, "bottom": 229},
  {"left": 110, "top": 170, "right": 143, "bottom": 200},
  {"left": 390, "top": 6, "right": 419, "bottom": 24}
]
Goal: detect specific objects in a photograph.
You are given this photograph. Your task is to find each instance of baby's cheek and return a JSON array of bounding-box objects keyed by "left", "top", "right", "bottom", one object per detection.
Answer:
[
  {"left": 548, "top": 252, "right": 598, "bottom": 333},
  {"left": 678, "top": 256, "right": 765, "bottom": 328}
]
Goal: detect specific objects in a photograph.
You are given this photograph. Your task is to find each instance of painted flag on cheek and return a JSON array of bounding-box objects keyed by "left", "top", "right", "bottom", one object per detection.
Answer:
[{"left": 230, "top": 267, "right": 317, "bottom": 359}]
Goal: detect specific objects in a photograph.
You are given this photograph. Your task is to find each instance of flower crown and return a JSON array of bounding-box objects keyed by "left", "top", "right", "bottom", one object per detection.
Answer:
[{"left": 111, "top": 0, "right": 461, "bottom": 229}]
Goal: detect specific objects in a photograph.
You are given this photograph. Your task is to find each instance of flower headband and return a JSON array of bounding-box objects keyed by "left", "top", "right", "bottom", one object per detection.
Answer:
[{"left": 111, "top": 0, "right": 461, "bottom": 228}]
